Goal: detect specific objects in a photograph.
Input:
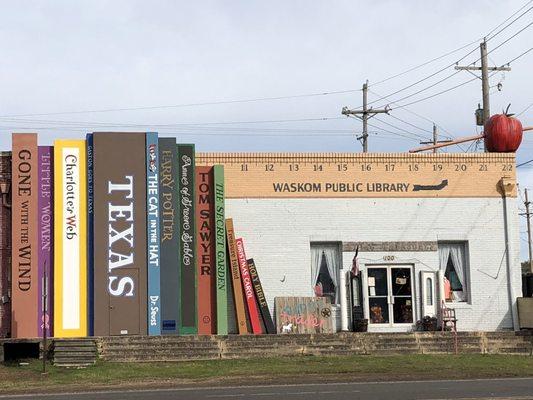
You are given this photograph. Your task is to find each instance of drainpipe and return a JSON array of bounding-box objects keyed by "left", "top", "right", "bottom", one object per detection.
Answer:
[
  {"left": 339, "top": 270, "right": 349, "bottom": 331},
  {"left": 499, "top": 177, "right": 519, "bottom": 331}
]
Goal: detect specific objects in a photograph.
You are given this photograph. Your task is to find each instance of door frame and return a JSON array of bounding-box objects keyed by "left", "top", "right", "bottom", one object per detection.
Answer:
[
  {"left": 421, "top": 271, "right": 438, "bottom": 318},
  {"left": 363, "top": 264, "right": 415, "bottom": 328}
]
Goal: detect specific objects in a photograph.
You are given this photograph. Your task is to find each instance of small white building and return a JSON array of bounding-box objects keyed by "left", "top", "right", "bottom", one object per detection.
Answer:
[{"left": 199, "top": 152, "right": 521, "bottom": 332}]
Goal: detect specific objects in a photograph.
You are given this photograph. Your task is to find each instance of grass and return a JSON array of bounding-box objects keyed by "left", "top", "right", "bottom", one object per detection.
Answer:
[{"left": 1, "top": 354, "right": 533, "bottom": 393}]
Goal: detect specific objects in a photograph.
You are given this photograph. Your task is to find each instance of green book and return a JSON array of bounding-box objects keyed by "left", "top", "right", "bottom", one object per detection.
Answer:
[
  {"left": 213, "top": 165, "right": 228, "bottom": 335},
  {"left": 177, "top": 144, "right": 197, "bottom": 334}
]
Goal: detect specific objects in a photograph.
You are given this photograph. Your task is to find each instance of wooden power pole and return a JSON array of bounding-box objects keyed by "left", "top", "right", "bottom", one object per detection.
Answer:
[
  {"left": 418, "top": 124, "right": 452, "bottom": 153},
  {"left": 455, "top": 39, "right": 511, "bottom": 150},
  {"left": 342, "top": 81, "right": 389, "bottom": 153},
  {"left": 524, "top": 189, "right": 533, "bottom": 274}
]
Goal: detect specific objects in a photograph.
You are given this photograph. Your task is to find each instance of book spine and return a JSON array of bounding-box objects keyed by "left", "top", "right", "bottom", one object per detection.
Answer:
[
  {"left": 38, "top": 146, "right": 53, "bottom": 337},
  {"left": 177, "top": 144, "right": 197, "bottom": 334},
  {"left": 225, "top": 219, "right": 249, "bottom": 334},
  {"left": 146, "top": 133, "right": 161, "bottom": 336},
  {"left": 235, "top": 239, "right": 263, "bottom": 334},
  {"left": 11, "top": 133, "right": 39, "bottom": 338},
  {"left": 247, "top": 258, "right": 275, "bottom": 334},
  {"left": 86, "top": 133, "right": 94, "bottom": 336},
  {"left": 93, "top": 132, "right": 147, "bottom": 336},
  {"left": 0, "top": 152, "right": 12, "bottom": 338},
  {"left": 213, "top": 165, "right": 228, "bottom": 335},
  {"left": 196, "top": 166, "right": 215, "bottom": 334},
  {"left": 53, "top": 140, "right": 87, "bottom": 337},
  {"left": 158, "top": 137, "right": 179, "bottom": 334}
]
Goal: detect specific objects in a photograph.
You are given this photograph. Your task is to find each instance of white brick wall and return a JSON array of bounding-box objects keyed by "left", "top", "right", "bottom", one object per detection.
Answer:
[{"left": 227, "top": 197, "right": 521, "bottom": 332}]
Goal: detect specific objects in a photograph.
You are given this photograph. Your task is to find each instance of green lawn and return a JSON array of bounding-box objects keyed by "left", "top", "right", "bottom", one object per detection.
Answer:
[{"left": 1, "top": 354, "right": 533, "bottom": 394}]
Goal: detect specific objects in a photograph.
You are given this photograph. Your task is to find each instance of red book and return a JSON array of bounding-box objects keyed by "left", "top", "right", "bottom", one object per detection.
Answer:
[
  {"left": 235, "top": 238, "right": 263, "bottom": 334},
  {"left": 195, "top": 166, "right": 215, "bottom": 334}
]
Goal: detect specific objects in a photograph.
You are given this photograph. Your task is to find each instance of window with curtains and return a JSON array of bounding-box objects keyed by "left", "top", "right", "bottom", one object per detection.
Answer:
[
  {"left": 310, "top": 243, "right": 341, "bottom": 305},
  {"left": 438, "top": 242, "right": 469, "bottom": 303}
]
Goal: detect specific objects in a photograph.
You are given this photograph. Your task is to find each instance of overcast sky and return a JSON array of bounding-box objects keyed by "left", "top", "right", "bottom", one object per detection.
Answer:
[{"left": 0, "top": 1, "right": 532, "bottom": 259}]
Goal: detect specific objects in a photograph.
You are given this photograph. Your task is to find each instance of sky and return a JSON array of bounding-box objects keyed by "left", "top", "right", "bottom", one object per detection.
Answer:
[{"left": 0, "top": 0, "right": 532, "bottom": 260}]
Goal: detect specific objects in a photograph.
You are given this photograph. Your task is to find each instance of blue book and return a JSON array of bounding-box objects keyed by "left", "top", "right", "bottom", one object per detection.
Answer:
[
  {"left": 146, "top": 132, "right": 161, "bottom": 335},
  {"left": 86, "top": 133, "right": 94, "bottom": 336}
]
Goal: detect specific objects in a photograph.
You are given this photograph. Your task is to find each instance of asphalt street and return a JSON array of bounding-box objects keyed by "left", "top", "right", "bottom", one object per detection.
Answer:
[{"left": 1, "top": 378, "right": 532, "bottom": 400}]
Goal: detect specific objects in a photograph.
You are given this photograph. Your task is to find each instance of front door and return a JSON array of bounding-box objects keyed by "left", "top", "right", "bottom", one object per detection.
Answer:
[{"left": 367, "top": 266, "right": 414, "bottom": 326}]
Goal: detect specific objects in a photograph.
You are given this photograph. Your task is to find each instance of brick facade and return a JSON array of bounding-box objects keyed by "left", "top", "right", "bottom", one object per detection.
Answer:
[
  {"left": 226, "top": 197, "right": 521, "bottom": 332},
  {"left": 0, "top": 152, "right": 11, "bottom": 338}
]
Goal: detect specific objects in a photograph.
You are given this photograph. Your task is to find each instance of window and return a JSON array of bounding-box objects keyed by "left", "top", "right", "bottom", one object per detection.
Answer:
[
  {"left": 438, "top": 242, "right": 468, "bottom": 302},
  {"left": 310, "top": 243, "right": 341, "bottom": 304},
  {"left": 425, "top": 277, "right": 433, "bottom": 306}
]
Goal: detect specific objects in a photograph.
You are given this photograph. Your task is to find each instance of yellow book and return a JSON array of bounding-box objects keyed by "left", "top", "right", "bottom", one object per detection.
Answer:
[{"left": 53, "top": 140, "right": 87, "bottom": 337}]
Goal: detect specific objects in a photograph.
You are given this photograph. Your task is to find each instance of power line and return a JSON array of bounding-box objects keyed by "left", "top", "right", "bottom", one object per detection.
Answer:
[
  {"left": 0, "top": 90, "right": 360, "bottom": 119},
  {"left": 487, "top": 20, "right": 533, "bottom": 57},
  {"left": 0, "top": 116, "right": 345, "bottom": 129},
  {"left": 517, "top": 101, "right": 533, "bottom": 116},
  {"left": 370, "top": 40, "right": 480, "bottom": 87},
  {"left": 370, "top": 0, "right": 533, "bottom": 88},
  {"left": 387, "top": 114, "right": 432, "bottom": 134},
  {"left": 506, "top": 46, "right": 533, "bottom": 66},
  {"left": 518, "top": 159, "right": 533, "bottom": 168},
  {"left": 391, "top": 75, "right": 479, "bottom": 109},
  {"left": 486, "top": 1, "right": 533, "bottom": 41},
  {"left": 372, "top": 116, "right": 430, "bottom": 141},
  {"left": 368, "top": 17, "right": 533, "bottom": 110}
]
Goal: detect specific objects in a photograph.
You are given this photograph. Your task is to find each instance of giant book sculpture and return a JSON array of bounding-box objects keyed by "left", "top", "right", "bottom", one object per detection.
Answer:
[
  {"left": 225, "top": 219, "right": 249, "bottom": 334},
  {"left": 93, "top": 132, "right": 147, "bottom": 336},
  {"left": 213, "top": 165, "right": 228, "bottom": 335},
  {"left": 177, "top": 144, "right": 197, "bottom": 334},
  {"left": 53, "top": 139, "right": 87, "bottom": 337},
  {"left": 11, "top": 133, "right": 39, "bottom": 338},
  {"left": 38, "top": 146, "right": 53, "bottom": 337},
  {"left": 158, "top": 137, "right": 179, "bottom": 334},
  {"left": 236, "top": 239, "right": 263, "bottom": 334},
  {"left": 146, "top": 132, "right": 161, "bottom": 335},
  {"left": 196, "top": 166, "right": 215, "bottom": 334},
  {"left": 247, "top": 258, "right": 275, "bottom": 334}
]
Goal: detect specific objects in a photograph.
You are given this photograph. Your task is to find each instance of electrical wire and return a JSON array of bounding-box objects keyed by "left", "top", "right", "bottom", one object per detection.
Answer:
[
  {"left": 0, "top": 89, "right": 361, "bottom": 119},
  {"left": 372, "top": 116, "right": 430, "bottom": 141},
  {"left": 517, "top": 101, "right": 533, "bottom": 116},
  {"left": 370, "top": 0, "right": 533, "bottom": 88},
  {"left": 486, "top": 1, "right": 533, "bottom": 41},
  {"left": 518, "top": 159, "right": 533, "bottom": 168}
]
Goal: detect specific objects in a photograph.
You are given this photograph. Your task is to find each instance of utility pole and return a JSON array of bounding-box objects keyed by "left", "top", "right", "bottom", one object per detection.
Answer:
[
  {"left": 342, "top": 81, "right": 389, "bottom": 153},
  {"left": 524, "top": 189, "right": 533, "bottom": 274},
  {"left": 455, "top": 39, "right": 511, "bottom": 150},
  {"left": 418, "top": 124, "right": 452, "bottom": 153}
]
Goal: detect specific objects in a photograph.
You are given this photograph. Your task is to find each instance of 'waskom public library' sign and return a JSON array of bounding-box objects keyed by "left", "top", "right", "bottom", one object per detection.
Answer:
[{"left": 197, "top": 153, "right": 517, "bottom": 199}]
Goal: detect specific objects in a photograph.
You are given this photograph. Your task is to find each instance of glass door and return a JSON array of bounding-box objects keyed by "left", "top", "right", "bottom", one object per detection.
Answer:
[
  {"left": 367, "top": 267, "right": 389, "bottom": 324},
  {"left": 367, "top": 266, "right": 414, "bottom": 326},
  {"left": 391, "top": 267, "right": 413, "bottom": 324}
]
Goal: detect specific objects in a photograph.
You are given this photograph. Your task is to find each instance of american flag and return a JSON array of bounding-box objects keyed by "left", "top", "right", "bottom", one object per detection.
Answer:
[{"left": 351, "top": 246, "right": 360, "bottom": 277}]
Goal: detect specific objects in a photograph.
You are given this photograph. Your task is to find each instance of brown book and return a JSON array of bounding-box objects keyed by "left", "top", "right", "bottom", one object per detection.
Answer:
[
  {"left": 196, "top": 166, "right": 215, "bottom": 334},
  {"left": 0, "top": 152, "right": 12, "bottom": 338},
  {"left": 11, "top": 133, "right": 39, "bottom": 338},
  {"left": 225, "top": 218, "right": 249, "bottom": 334},
  {"left": 93, "top": 132, "right": 148, "bottom": 336}
]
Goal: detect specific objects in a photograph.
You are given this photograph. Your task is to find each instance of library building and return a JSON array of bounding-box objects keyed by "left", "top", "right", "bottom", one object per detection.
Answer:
[{"left": 203, "top": 152, "right": 522, "bottom": 333}]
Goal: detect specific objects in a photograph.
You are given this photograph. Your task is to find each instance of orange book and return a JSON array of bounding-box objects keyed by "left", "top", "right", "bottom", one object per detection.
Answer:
[
  {"left": 11, "top": 133, "right": 39, "bottom": 338},
  {"left": 226, "top": 219, "right": 249, "bottom": 334}
]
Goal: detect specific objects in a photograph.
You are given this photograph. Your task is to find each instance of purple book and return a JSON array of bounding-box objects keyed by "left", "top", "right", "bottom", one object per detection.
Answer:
[{"left": 38, "top": 146, "right": 53, "bottom": 337}]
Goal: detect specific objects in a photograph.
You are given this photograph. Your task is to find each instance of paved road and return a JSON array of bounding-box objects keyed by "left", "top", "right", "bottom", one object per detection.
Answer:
[{"left": 1, "top": 378, "right": 533, "bottom": 400}]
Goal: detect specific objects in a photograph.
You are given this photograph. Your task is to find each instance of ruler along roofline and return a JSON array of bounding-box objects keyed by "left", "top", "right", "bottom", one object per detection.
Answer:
[
  {"left": 196, "top": 152, "right": 517, "bottom": 199},
  {"left": 197, "top": 152, "right": 516, "bottom": 164}
]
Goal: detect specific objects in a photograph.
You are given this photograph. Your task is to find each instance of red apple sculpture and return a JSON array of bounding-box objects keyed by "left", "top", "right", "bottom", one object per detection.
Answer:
[{"left": 484, "top": 106, "right": 523, "bottom": 152}]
